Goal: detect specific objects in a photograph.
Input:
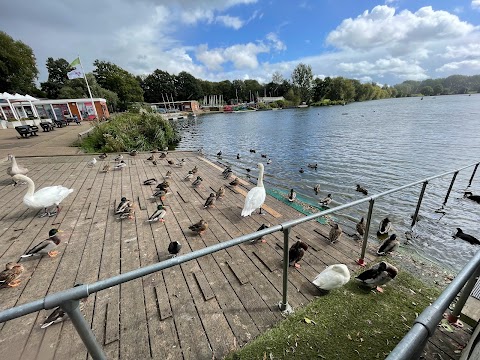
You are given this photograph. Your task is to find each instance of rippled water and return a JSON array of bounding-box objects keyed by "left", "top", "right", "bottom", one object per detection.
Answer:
[{"left": 177, "top": 95, "right": 480, "bottom": 272}]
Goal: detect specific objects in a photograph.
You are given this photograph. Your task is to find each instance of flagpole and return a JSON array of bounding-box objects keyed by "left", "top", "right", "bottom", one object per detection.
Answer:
[{"left": 78, "top": 56, "right": 98, "bottom": 119}]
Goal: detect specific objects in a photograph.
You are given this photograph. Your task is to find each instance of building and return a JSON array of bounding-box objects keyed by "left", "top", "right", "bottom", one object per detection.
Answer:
[
  {"left": 257, "top": 96, "right": 285, "bottom": 104},
  {"left": 150, "top": 100, "right": 200, "bottom": 113}
]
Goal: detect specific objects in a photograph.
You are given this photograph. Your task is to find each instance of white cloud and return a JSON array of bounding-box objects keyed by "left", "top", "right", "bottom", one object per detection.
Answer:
[
  {"left": 436, "top": 60, "right": 480, "bottom": 72},
  {"left": 215, "top": 15, "right": 244, "bottom": 29},
  {"left": 472, "top": 0, "right": 480, "bottom": 10},
  {"left": 442, "top": 44, "right": 480, "bottom": 59},
  {"left": 338, "top": 58, "right": 428, "bottom": 80},
  {"left": 266, "top": 33, "right": 286, "bottom": 51}
]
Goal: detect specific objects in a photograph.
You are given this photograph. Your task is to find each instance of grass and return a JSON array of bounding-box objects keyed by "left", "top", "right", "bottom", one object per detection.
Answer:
[{"left": 225, "top": 263, "right": 442, "bottom": 360}]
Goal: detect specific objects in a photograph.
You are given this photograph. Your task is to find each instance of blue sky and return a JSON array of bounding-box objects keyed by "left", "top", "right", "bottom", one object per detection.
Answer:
[{"left": 1, "top": 0, "right": 480, "bottom": 86}]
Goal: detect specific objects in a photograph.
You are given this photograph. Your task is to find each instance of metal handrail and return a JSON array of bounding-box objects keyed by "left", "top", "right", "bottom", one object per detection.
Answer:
[{"left": 0, "top": 160, "right": 478, "bottom": 360}]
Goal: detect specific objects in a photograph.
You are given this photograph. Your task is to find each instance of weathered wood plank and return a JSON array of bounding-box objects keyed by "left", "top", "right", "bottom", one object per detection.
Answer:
[
  {"left": 227, "top": 260, "right": 249, "bottom": 285},
  {"left": 193, "top": 271, "right": 215, "bottom": 301}
]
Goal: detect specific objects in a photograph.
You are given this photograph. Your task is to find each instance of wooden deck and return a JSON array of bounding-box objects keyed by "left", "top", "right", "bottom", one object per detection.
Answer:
[{"left": 0, "top": 152, "right": 472, "bottom": 359}]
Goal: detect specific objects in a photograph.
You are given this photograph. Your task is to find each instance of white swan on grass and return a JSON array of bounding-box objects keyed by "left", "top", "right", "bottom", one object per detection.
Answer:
[
  {"left": 13, "top": 174, "right": 74, "bottom": 217},
  {"left": 312, "top": 264, "right": 351, "bottom": 294},
  {"left": 241, "top": 163, "right": 266, "bottom": 216}
]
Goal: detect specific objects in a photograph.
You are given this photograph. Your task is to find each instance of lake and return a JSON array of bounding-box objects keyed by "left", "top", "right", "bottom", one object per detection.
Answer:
[{"left": 176, "top": 94, "right": 480, "bottom": 272}]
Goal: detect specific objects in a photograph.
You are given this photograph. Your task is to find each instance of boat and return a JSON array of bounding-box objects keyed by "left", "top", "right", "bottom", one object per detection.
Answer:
[{"left": 297, "top": 102, "right": 308, "bottom": 108}]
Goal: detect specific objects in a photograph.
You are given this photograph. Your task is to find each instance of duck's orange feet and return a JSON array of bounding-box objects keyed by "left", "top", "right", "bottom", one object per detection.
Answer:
[
  {"left": 48, "top": 251, "right": 59, "bottom": 258},
  {"left": 159, "top": 219, "right": 165, "bottom": 223},
  {"left": 8, "top": 280, "right": 21, "bottom": 287},
  {"left": 376, "top": 286, "right": 384, "bottom": 293},
  {"left": 261, "top": 239, "right": 267, "bottom": 243},
  {"left": 294, "top": 263, "right": 301, "bottom": 269}
]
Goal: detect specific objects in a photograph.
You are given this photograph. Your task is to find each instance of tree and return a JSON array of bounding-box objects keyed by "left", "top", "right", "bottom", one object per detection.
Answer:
[
  {"left": 420, "top": 86, "right": 433, "bottom": 96},
  {"left": 41, "top": 57, "right": 71, "bottom": 99},
  {"left": 142, "top": 69, "right": 176, "bottom": 103},
  {"left": 291, "top": 63, "right": 313, "bottom": 103},
  {"left": 0, "top": 31, "right": 39, "bottom": 94},
  {"left": 272, "top": 71, "right": 284, "bottom": 85},
  {"left": 175, "top": 71, "right": 203, "bottom": 101}
]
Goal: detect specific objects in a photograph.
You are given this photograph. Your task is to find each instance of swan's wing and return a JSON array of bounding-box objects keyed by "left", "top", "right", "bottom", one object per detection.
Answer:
[
  {"left": 34, "top": 186, "right": 73, "bottom": 207},
  {"left": 241, "top": 187, "right": 266, "bottom": 216}
]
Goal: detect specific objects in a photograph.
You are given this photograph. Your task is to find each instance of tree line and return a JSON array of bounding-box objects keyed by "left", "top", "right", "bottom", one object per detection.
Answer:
[{"left": 1, "top": 31, "right": 479, "bottom": 111}]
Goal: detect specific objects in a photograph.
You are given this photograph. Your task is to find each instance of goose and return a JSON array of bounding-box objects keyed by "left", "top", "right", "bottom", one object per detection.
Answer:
[
  {"left": 229, "top": 177, "right": 240, "bottom": 186},
  {"left": 314, "top": 184, "right": 321, "bottom": 195},
  {"left": 319, "top": 194, "right": 332, "bottom": 207},
  {"left": 454, "top": 228, "right": 479, "bottom": 245},
  {"left": 148, "top": 205, "right": 167, "bottom": 222},
  {"left": 299, "top": 168, "right": 304, "bottom": 173},
  {"left": 251, "top": 223, "right": 270, "bottom": 244},
  {"left": 192, "top": 176, "right": 203, "bottom": 187},
  {"left": 98, "top": 153, "right": 107, "bottom": 160},
  {"left": 168, "top": 241, "right": 182, "bottom": 258},
  {"left": 189, "top": 219, "right": 208, "bottom": 235},
  {"left": 356, "top": 184, "right": 368, "bottom": 195},
  {"left": 204, "top": 193, "right": 216, "bottom": 208},
  {"left": 7, "top": 154, "right": 28, "bottom": 185},
  {"left": 329, "top": 223, "right": 342, "bottom": 243},
  {"left": 114, "top": 154, "right": 123, "bottom": 162},
  {"left": 307, "top": 163, "right": 318, "bottom": 169},
  {"left": 21, "top": 229, "right": 63, "bottom": 258},
  {"left": 184, "top": 171, "right": 194, "bottom": 181},
  {"left": 0, "top": 263, "right": 24, "bottom": 288},
  {"left": 101, "top": 164, "right": 111, "bottom": 173},
  {"left": 13, "top": 174, "right": 73, "bottom": 217},
  {"left": 87, "top": 158, "right": 97, "bottom": 167},
  {"left": 377, "top": 234, "right": 400, "bottom": 255},
  {"left": 464, "top": 191, "right": 480, "bottom": 204},
  {"left": 241, "top": 163, "right": 266, "bottom": 216},
  {"left": 312, "top": 264, "right": 350, "bottom": 294},
  {"left": 115, "top": 197, "right": 130, "bottom": 214},
  {"left": 288, "top": 189, "right": 296, "bottom": 202},
  {"left": 266, "top": 159, "right": 272, "bottom": 165},
  {"left": 113, "top": 160, "right": 127, "bottom": 170},
  {"left": 377, "top": 217, "right": 392, "bottom": 236},
  {"left": 216, "top": 186, "right": 225, "bottom": 199},
  {"left": 355, "top": 261, "right": 398, "bottom": 293},
  {"left": 143, "top": 178, "right": 157, "bottom": 186},
  {"left": 356, "top": 217, "right": 365, "bottom": 239},
  {"left": 41, "top": 284, "right": 86, "bottom": 328},
  {"left": 289, "top": 241, "right": 308, "bottom": 268}
]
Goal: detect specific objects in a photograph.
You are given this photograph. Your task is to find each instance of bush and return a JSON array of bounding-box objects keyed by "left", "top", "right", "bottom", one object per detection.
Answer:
[{"left": 79, "top": 112, "right": 180, "bottom": 153}]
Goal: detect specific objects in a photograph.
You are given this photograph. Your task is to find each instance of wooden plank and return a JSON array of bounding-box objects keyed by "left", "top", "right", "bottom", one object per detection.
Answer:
[
  {"left": 154, "top": 285, "right": 172, "bottom": 320},
  {"left": 193, "top": 271, "right": 215, "bottom": 301},
  {"left": 104, "top": 300, "right": 119, "bottom": 345},
  {"left": 227, "top": 260, "right": 249, "bottom": 285}
]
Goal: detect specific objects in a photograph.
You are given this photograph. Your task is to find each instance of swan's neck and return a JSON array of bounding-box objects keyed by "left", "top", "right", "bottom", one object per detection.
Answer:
[
  {"left": 23, "top": 176, "right": 35, "bottom": 198},
  {"left": 11, "top": 156, "right": 18, "bottom": 171},
  {"left": 257, "top": 165, "right": 264, "bottom": 187}
]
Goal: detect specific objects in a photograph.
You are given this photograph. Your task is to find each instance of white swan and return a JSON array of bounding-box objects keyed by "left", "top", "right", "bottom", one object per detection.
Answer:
[
  {"left": 7, "top": 154, "right": 28, "bottom": 185},
  {"left": 241, "top": 163, "right": 266, "bottom": 216},
  {"left": 312, "top": 264, "right": 350, "bottom": 294},
  {"left": 13, "top": 174, "right": 74, "bottom": 217}
]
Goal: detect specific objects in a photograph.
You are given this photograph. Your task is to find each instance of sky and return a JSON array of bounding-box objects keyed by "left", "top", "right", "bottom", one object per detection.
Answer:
[{"left": 1, "top": 0, "right": 480, "bottom": 86}]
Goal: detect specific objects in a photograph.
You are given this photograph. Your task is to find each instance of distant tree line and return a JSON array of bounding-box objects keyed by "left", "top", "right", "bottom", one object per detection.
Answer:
[{"left": 1, "top": 31, "right": 479, "bottom": 112}]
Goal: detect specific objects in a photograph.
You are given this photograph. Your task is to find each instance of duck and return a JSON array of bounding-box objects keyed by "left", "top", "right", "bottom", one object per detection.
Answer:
[
  {"left": 101, "top": 164, "right": 111, "bottom": 173},
  {"left": 159, "top": 152, "right": 167, "bottom": 159},
  {"left": 266, "top": 159, "right": 272, "bottom": 165},
  {"left": 217, "top": 151, "right": 222, "bottom": 158},
  {"left": 143, "top": 178, "right": 157, "bottom": 186},
  {"left": 148, "top": 205, "right": 167, "bottom": 222},
  {"left": 167, "top": 159, "right": 175, "bottom": 165},
  {"left": 314, "top": 184, "right": 321, "bottom": 195},
  {"left": 150, "top": 189, "right": 168, "bottom": 201},
  {"left": 329, "top": 223, "right": 342, "bottom": 243},
  {"left": 289, "top": 241, "right": 309, "bottom": 268},
  {"left": 117, "top": 204, "right": 135, "bottom": 220},
  {"left": 98, "top": 153, "right": 107, "bottom": 160},
  {"left": 152, "top": 160, "right": 157, "bottom": 166},
  {"left": 168, "top": 241, "right": 182, "bottom": 258},
  {"left": 312, "top": 264, "right": 350, "bottom": 294},
  {"left": 13, "top": 174, "right": 74, "bottom": 217},
  {"left": 241, "top": 163, "right": 266, "bottom": 216},
  {"left": 261, "top": 154, "right": 267, "bottom": 158},
  {"left": 246, "top": 168, "right": 251, "bottom": 173},
  {"left": 115, "top": 197, "right": 129, "bottom": 214},
  {"left": 156, "top": 180, "right": 170, "bottom": 190},
  {"left": 454, "top": 228, "right": 479, "bottom": 245},
  {"left": 319, "top": 194, "right": 332, "bottom": 207},
  {"left": 87, "top": 158, "right": 97, "bottom": 167},
  {"left": 222, "top": 166, "right": 232, "bottom": 176},
  {"left": 251, "top": 223, "right": 270, "bottom": 244},
  {"left": 223, "top": 169, "right": 233, "bottom": 179},
  {"left": 114, "top": 154, "right": 123, "bottom": 162},
  {"left": 288, "top": 188, "right": 296, "bottom": 202},
  {"left": 377, "top": 217, "right": 392, "bottom": 236},
  {"left": 192, "top": 176, "right": 203, "bottom": 187},
  {"left": 129, "top": 150, "right": 138, "bottom": 156},
  {"left": 229, "top": 177, "right": 240, "bottom": 186},
  {"left": 216, "top": 186, "right": 225, "bottom": 199},
  {"left": 356, "top": 217, "right": 365, "bottom": 239},
  {"left": 377, "top": 234, "right": 400, "bottom": 255},
  {"left": 203, "top": 193, "right": 216, "bottom": 208},
  {"left": 21, "top": 229, "right": 63, "bottom": 258},
  {"left": 146, "top": 155, "right": 154, "bottom": 161},
  {"left": 249, "top": 149, "right": 256, "bottom": 153},
  {"left": 189, "top": 219, "right": 208, "bottom": 235},
  {"left": 113, "top": 160, "right": 127, "bottom": 170},
  {"left": 165, "top": 171, "right": 172, "bottom": 179},
  {"left": 176, "top": 159, "right": 185, "bottom": 167},
  {"left": 307, "top": 163, "right": 318, "bottom": 169},
  {"left": 184, "top": 171, "right": 194, "bottom": 181},
  {"left": 7, "top": 154, "right": 28, "bottom": 185},
  {"left": 40, "top": 284, "right": 86, "bottom": 328},
  {"left": 299, "top": 168, "right": 304, "bottom": 173},
  {"left": 0, "top": 263, "right": 24, "bottom": 288},
  {"left": 356, "top": 184, "right": 368, "bottom": 195},
  {"left": 237, "top": 154, "right": 241, "bottom": 160},
  {"left": 191, "top": 166, "right": 198, "bottom": 174},
  {"left": 355, "top": 261, "right": 398, "bottom": 293},
  {"left": 464, "top": 191, "right": 480, "bottom": 204}
]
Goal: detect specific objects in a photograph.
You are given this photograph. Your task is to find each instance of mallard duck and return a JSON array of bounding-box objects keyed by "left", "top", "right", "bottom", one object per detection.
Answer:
[
  {"left": 129, "top": 150, "right": 138, "bottom": 156},
  {"left": 114, "top": 154, "right": 123, "bottom": 162},
  {"left": 223, "top": 169, "right": 233, "bottom": 179},
  {"left": 147, "top": 155, "right": 154, "bottom": 161},
  {"left": 152, "top": 160, "right": 158, "bottom": 166},
  {"left": 191, "top": 166, "right": 198, "bottom": 174},
  {"left": 377, "top": 234, "right": 400, "bottom": 255},
  {"left": 117, "top": 204, "right": 135, "bottom": 220},
  {"left": 159, "top": 152, "right": 167, "bottom": 159},
  {"left": 165, "top": 171, "right": 172, "bottom": 179},
  {"left": 204, "top": 193, "right": 216, "bottom": 208},
  {"left": 143, "top": 178, "right": 157, "bottom": 186},
  {"left": 98, "top": 153, "right": 107, "bottom": 160},
  {"left": 241, "top": 163, "right": 266, "bottom": 216},
  {"left": 192, "top": 176, "right": 203, "bottom": 187},
  {"left": 189, "top": 219, "right": 208, "bottom": 235},
  {"left": 319, "top": 194, "right": 332, "bottom": 206},
  {"left": 464, "top": 191, "right": 480, "bottom": 204},
  {"left": 312, "top": 264, "right": 350, "bottom": 294},
  {"left": 156, "top": 180, "right": 169, "bottom": 190},
  {"left": 113, "top": 160, "right": 127, "bottom": 170},
  {"left": 356, "top": 184, "right": 368, "bottom": 195},
  {"left": 377, "top": 217, "right": 392, "bottom": 236},
  {"left": 21, "top": 229, "right": 63, "bottom": 258},
  {"left": 289, "top": 241, "right": 308, "bottom": 268},
  {"left": 13, "top": 174, "right": 73, "bottom": 217},
  {"left": 356, "top": 217, "right": 365, "bottom": 239},
  {"left": 87, "top": 158, "right": 97, "bottom": 167},
  {"left": 251, "top": 223, "right": 270, "bottom": 243},
  {"left": 222, "top": 166, "right": 231, "bottom": 175},
  {"left": 148, "top": 205, "right": 167, "bottom": 222},
  {"left": 167, "top": 159, "right": 175, "bottom": 165},
  {"left": 249, "top": 149, "right": 256, "bottom": 153},
  {"left": 0, "top": 263, "right": 24, "bottom": 288},
  {"left": 266, "top": 158, "right": 272, "bottom": 164},
  {"left": 288, "top": 189, "right": 296, "bottom": 202},
  {"left": 7, "top": 154, "right": 28, "bottom": 185},
  {"left": 101, "top": 164, "right": 111, "bottom": 173},
  {"left": 261, "top": 154, "right": 267, "bottom": 158},
  {"left": 329, "top": 223, "right": 342, "bottom": 243},
  {"left": 299, "top": 168, "right": 304, "bottom": 173},
  {"left": 229, "top": 177, "right": 240, "bottom": 186},
  {"left": 217, "top": 151, "right": 222, "bottom": 157},
  {"left": 150, "top": 189, "right": 168, "bottom": 201},
  {"left": 115, "top": 197, "right": 129, "bottom": 214},
  {"left": 314, "top": 184, "right": 320, "bottom": 195},
  {"left": 168, "top": 241, "right": 182, "bottom": 257},
  {"left": 307, "top": 163, "right": 318, "bottom": 169},
  {"left": 216, "top": 186, "right": 225, "bottom": 199},
  {"left": 454, "top": 228, "right": 479, "bottom": 245},
  {"left": 176, "top": 159, "right": 185, "bottom": 167},
  {"left": 184, "top": 171, "right": 194, "bottom": 181},
  {"left": 355, "top": 261, "right": 398, "bottom": 293},
  {"left": 40, "top": 284, "right": 86, "bottom": 328}
]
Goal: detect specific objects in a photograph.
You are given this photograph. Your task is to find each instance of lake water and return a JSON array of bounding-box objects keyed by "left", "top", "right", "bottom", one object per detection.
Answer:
[{"left": 176, "top": 94, "right": 480, "bottom": 272}]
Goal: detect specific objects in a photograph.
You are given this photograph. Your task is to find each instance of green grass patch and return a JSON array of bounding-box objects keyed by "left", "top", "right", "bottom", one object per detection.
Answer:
[{"left": 226, "top": 265, "right": 441, "bottom": 360}]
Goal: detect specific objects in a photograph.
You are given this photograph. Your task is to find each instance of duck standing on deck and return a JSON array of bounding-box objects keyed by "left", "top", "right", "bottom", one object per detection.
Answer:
[
  {"left": 356, "top": 217, "right": 365, "bottom": 240},
  {"left": 40, "top": 284, "right": 87, "bottom": 328},
  {"left": 329, "top": 223, "right": 342, "bottom": 243},
  {"left": 148, "top": 205, "right": 167, "bottom": 222},
  {"left": 289, "top": 241, "right": 309, "bottom": 268},
  {"left": 203, "top": 193, "right": 216, "bottom": 208},
  {"left": 21, "top": 229, "right": 63, "bottom": 258},
  {"left": 216, "top": 186, "right": 225, "bottom": 199},
  {"left": 189, "top": 220, "right": 208, "bottom": 235},
  {"left": 168, "top": 241, "right": 182, "bottom": 257},
  {"left": 0, "top": 263, "right": 24, "bottom": 288},
  {"left": 251, "top": 223, "right": 270, "bottom": 244},
  {"left": 192, "top": 176, "right": 203, "bottom": 187},
  {"left": 288, "top": 188, "right": 296, "bottom": 202}
]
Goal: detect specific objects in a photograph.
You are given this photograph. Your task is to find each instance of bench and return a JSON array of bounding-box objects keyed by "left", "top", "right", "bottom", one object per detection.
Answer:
[
  {"left": 40, "top": 122, "right": 55, "bottom": 132},
  {"left": 65, "top": 116, "right": 81, "bottom": 125},
  {"left": 15, "top": 125, "right": 39, "bottom": 138},
  {"left": 53, "top": 119, "right": 67, "bottom": 128}
]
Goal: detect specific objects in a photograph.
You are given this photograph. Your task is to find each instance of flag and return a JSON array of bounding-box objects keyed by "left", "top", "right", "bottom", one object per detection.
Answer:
[
  {"left": 67, "top": 69, "right": 84, "bottom": 80},
  {"left": 70, "top": 57, "right": 81, "bottom": 67}
]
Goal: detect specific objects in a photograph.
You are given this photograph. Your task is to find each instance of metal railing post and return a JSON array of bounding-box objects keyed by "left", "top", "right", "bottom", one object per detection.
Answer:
[
  {"left": 411, "top": 181, "right": 428, "bottom": 227},
  {"left": 447, "top": 265, "right": 480, "bottom": 322},
  {"left": 442, "top": 171, "right": 458, "bottom": 206},
  {"left": 60, "top": 300, "right": 106, "bottom": 360},
  {"left": 357, "top": 199, "right": 374, "bottom": 266},
  {"left": 279, "top": 227, "right": 293, "bottom": 314},
  {"left": 467, "top": 163, "right": 479, "bottom": 188}
]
